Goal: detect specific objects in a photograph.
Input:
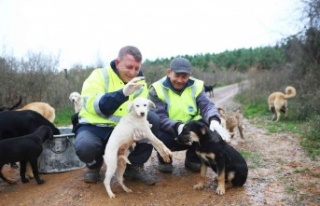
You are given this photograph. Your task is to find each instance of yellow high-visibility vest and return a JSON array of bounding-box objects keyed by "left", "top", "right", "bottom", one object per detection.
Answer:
[
  {"left": 79, "top": 67, "right": 148, "bottom": 126},
  {"left": 152, "top": 77, "right": 203, "bottom": 123}
]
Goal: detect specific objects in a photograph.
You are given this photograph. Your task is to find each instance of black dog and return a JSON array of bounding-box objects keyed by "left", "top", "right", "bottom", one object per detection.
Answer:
[
  {"left": 204, "top": 84, "right": 216, "bottom": 97},
  {"left": 0, "top": 110, "right": 60, "bottom": 169},
  {"left": 0, "top": 125, "right": 53, "bottom": 184},
  {"left": 0, "top": 110, "right": 60, "bottom": 141},
  {"left": 176, "top": 121, "right": 248, "bottom": 195}
]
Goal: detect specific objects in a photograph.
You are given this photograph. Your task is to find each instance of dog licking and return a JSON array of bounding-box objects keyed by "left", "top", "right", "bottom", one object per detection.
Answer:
[
  {"left": 176, "top": 121, "right": 248, "bottom": 195},
  {"left": 103, "top": 97, "right": 172, "bottom": 198}
]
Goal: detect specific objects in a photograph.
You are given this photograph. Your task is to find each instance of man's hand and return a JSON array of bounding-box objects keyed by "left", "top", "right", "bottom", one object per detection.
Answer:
[
  {"left": 177, "top": 124, "right": 185, "bottom": 135},
  {"left": 209, "top": 120, "right": 231, "bottom": 142},
  {"left": 133, "top": 128, "right": 146, "bottom": 141},
  {"left": 123, "top": 76, "right": 145, "bottom": 97}
]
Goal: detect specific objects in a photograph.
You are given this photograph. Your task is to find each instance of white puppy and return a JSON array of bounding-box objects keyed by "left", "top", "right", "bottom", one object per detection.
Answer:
[
  {"left": 103, "top": 97, "right": 172, "bottom": 199},
  {"left": 69, "top": 92, "right": 82, "bottom": 113}
]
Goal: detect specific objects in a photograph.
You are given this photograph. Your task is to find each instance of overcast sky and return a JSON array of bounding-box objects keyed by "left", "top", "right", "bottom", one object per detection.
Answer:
[{"left": 0, "top": 0, "right": 304, "bottom": 69}]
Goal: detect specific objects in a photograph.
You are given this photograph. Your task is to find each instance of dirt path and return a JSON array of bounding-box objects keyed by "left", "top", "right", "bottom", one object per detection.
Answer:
[{"left": 1, "top": 84, "right": 319, "bottom": 206}]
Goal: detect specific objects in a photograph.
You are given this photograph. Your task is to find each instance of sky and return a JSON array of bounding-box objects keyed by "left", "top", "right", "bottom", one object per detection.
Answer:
[{"left": 0, "top": 0, "right": 304, "bottom": 70}]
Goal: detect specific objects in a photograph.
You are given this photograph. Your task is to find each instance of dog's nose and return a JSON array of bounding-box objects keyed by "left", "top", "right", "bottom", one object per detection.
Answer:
[{"left": 140, "top": 112, "right": 145, "bottom": 116}]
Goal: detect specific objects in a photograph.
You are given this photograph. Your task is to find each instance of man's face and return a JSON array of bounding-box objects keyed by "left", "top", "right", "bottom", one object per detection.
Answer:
[
  {"left": 115, "top": 54, "right": 141, "bottom": 83},
  {"left": 167, "top": 69, "right": 191, "bottom": 90}
]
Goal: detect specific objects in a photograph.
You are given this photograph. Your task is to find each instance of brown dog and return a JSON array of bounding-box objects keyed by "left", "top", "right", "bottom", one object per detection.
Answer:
[
  {"left": 17, "top": 102, "right": 56, "bottom": 123},
  {"left": 218, "top": 107, "right": 244, "bottom": 139},
  {"left": 268, "top": 86, "right": 296, "bottom": 122}
]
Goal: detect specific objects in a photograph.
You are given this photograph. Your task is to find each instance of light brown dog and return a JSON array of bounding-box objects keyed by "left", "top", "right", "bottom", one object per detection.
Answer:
[
  {"left": 218, "top": 107, "right": 244, "bottom": 139},
  {"left": 17, "top": 102, "right": 56, "bottom": 123},
  {"left": 268, "top": 86, "right": 296, "bottom": 122}
]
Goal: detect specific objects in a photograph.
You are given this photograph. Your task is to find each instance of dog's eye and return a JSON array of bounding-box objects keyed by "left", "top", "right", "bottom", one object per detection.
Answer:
[{"left": 143, "top": 104, "right": 147, "bottom": 107}]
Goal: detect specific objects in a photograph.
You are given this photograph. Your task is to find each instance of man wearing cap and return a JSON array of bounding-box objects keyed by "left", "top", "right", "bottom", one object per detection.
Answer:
[{"left": 149, "top": 57, "right": 230, "bottom": 173}]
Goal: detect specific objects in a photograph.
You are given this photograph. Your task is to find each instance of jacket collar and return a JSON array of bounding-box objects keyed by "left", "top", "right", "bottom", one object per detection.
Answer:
[{"left": 163, "top": 76, "right": 195, "bottom": 94}]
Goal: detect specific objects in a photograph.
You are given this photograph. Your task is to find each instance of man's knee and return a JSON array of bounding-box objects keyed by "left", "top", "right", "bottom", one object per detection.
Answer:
[
  {"left": 128, "top": 143, "right": 153, "bottom": 165},
  {"left": 74, "top": 132, "right": 104, "bottom": 163},
  {"left": 147, "top": 110, "right": 160, "bottom": 135}
]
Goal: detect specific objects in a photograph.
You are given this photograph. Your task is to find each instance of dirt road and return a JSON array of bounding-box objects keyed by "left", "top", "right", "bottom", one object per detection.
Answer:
[{"left": 1, "top": 83, "right": 319, "bottom": 206}]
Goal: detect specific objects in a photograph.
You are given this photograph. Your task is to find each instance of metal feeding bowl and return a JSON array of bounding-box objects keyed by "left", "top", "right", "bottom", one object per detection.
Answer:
[{"left": 38, "top": 126, "right": 85, "bottom": 173}]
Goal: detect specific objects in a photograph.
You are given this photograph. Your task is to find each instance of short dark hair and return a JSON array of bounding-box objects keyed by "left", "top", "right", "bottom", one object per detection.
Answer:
[{"left": 118, "top": 46, "right": 142, "bottom": 62}]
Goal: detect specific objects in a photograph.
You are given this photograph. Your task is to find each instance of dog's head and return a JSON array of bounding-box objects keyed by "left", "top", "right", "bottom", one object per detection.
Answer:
[
  {"left": 36, "top": 125, "right": 54, "bottom": 142},
  {"left": 128, "top": 97, "right": 156, "bottom": 118},
  {"left": 69, "top": 92, "right": 81, "bottom": 103},
  {"left": 176, "top": 121, "right": 208, "bottom": 145},
  {"left": 217, "top": 107, "right": 227, "bottom": 129},
  {"left": 176, "top": 121, "right": 222, "bottom": 146}
]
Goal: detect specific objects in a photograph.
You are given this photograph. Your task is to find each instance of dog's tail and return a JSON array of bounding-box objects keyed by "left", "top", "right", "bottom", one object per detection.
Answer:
[
  {"left": 119, "top": 155, "right": 131, "bottom": 164},
  {"left": 284, "top": 86, "right": 296, "bottom": 99}
]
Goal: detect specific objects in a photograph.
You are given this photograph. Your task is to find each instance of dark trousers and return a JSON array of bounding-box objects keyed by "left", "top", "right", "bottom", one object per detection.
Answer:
[{"left": 74, "top": 110, "right": 159, "bottom": 169}]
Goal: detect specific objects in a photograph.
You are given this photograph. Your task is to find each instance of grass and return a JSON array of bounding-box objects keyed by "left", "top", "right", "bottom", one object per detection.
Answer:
[
  {"left": 241, "top": 102, "right": 320, "bottom": 160},
  {"left": 54, "top": 107, "right": 74, "bottom": 126}
]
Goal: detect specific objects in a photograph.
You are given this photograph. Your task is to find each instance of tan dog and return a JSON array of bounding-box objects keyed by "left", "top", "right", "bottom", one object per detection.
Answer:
[
  {"left": 17, "top": 102, "right": 56, "bottom": 123},
  {"left": 268, "top": 86, "right": 296, "bottom": 122},
  {"left": 103, "top": 97, "right": 172, "bottom": 198},
  {"left": 218, "top": 107, "right": 244, "bottom": 139}
]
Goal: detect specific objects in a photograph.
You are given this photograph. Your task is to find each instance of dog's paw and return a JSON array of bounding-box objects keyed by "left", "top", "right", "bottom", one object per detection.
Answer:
[
  {"left": 193, "top": 182, "right": 204, "bottom": 190},
  {"left": 108, "top": 193, "right": 116, "bottom": 199},
  {"left": 37, "top": 179, "right": 45, "bottom": 185},
  {"left": 161, "top": 148, "right": 172, "bottom": 163},
  {"left": 216, "top": 186, "right": 226, "bottom": 195},
  {"left": 21, "top": 178, "right": 30, "bottom": 183},
  {"left": 123, "top": 187, "right": 132, "bottom": 193},
  {"left": 7, "top": 178, "right": 18, "bottom": 184}
]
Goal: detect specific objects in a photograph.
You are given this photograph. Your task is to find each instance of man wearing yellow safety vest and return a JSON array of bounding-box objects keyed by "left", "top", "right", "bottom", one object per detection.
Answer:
[
  {"left": 149, "top": 57, "right": 230, "bottom": 173},
  {"left": 74, "top": 46, "right": 158, "bottom": 185}
]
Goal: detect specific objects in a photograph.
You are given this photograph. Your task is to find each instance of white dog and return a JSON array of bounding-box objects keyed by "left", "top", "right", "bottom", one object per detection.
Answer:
[
  {"left": 69, "top": 92, "right": 82, "bottom": 113},
  {"left": 103, "top": 97, "right": 172, "bottom": 199}
]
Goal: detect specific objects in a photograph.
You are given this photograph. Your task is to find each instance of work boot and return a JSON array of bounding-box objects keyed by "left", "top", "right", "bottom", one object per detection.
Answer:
[
  {"left": 157, "top": 163, "right": 173, "bottom": 173},
  {"left": 124, "top": 165, "right": 157, "bottom": 186},
  {"left": 185, "top": 159, "right": 201, "bottom": 173},
  {"left": 83, "top": 167, "right": 101, "bottom": 183},
  {"left": 157, "top": 153, "right": 173, "bottom": 173}
]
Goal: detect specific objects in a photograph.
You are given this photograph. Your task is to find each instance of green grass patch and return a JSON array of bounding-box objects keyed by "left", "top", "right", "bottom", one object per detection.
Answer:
[
  {"left": 241, "top": 101, "right": 320, "bottom": 160},
  {"left": 54, "top": 107, "right": 74, "bottom": 126},
  {"left": 243, "top": 103, "right": 269, "bottom": 118}
]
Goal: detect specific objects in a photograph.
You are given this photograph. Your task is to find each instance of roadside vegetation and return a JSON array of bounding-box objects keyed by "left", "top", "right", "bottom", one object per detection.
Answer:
[{"left": 0, "top": 1, "right": 319, "bottom": 159}]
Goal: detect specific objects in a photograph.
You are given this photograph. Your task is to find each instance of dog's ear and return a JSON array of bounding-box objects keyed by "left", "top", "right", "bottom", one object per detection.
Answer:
[
  {"left": 148, "top": 100, "right": 156, "bottom": 108},
  {"left": 198, "top": 122, "right": 208, "bottom": 135},
  {"left": 234, "top": 107, "right": 242, "bottom": 113},
  {"left": 200, "top": 127, "right": 207, "bottom": 135},
  {"left": 217, "top": 107, "right": 225, "bottom": 116}
]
